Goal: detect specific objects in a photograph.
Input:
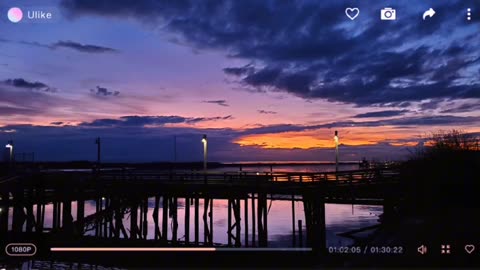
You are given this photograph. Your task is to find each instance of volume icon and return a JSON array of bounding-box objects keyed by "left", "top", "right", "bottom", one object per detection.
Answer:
[{"left": 417, "top": 245, "right": 427, "bottom": 255}]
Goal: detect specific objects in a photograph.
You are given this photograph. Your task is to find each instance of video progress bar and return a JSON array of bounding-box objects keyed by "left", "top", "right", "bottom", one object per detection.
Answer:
[{"left": 51, "top": 247, "right": 312, "bottom": 252}]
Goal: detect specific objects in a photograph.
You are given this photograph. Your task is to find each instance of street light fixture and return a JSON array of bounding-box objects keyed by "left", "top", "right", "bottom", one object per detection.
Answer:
[
  {"left": 5, "top": 141, "right": 13, "bottom": 162},
  {"left": 202, "top": 135, "right": 207, "bottom": 171}
]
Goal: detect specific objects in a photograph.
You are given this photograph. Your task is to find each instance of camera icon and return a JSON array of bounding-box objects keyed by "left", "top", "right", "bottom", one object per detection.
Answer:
[{"left": 381, "top": 7, "right": 396, "bottom": 20}]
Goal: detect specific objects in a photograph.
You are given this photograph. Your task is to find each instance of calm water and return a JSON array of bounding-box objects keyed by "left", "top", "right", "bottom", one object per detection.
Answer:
[{"left": 7, "top": 199, "right": 381, "bottom": 247}]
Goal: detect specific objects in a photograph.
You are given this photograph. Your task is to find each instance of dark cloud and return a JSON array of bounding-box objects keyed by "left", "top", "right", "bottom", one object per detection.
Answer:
[
  {"left": 0, "top": 78, "right": 79, "bottom": 117},
  {"left": 61, "top": 0, "right": 480, "bottom": 107},
  {"left": 420, "top": 99, "right": 444, "bottom": 111},
  {"left": 50, "top": 122, "right": 64, "bottom": 126},
  {"left": 81, "top": 116, "right": 185, "bottom": 127},
  {"left": 380, "top": 115, "right": 479, "bottom": 127},
  {"left": 229, "top": 48, "right": 480, "bottom": 106},
  {"left": 240, "top": 115, "right": 480, "bottom": 136},
  {"left": 203, "top": 100, "right": 229, "bottom": 107},
  {"left": 240, "top": 67, "right": 318, "bottom": 96},
  {"left": 243, "top": 68, "right": 281, "bottom": 87},
  {"left": 257, "top": 110, "right": 277, "bottom": 115},
  {"left": 90, "top": 86, "right": 120, "bottom": 97},
  {"left": 353, "top": 110, "right": 409, "bottom": 118},
  {"left": 0, "top": 78, "right": 60, "bottom": 116},
  {"left": 18, "top": 40, "right": 118, "bottom": 54},
  {"left": 19, "top": 40, "right": 51, "bottom": 49},
  {"left": 80, "top": 115, "right": 233, "bottom": 127},
  {"left": 440, "top": 103, "right": 480, "bottom": 113},
  {"left": 2, "top": 78, "right": 56, "bottom": 92},
  {"left": 188, "top": 115, "right": 233, "bottom": 123},
  {"left": 52, "top": 40, "right": 118, "bottom": 53},
  {"left": 223, "top": 66, "right": 254, "bottom": 76}
]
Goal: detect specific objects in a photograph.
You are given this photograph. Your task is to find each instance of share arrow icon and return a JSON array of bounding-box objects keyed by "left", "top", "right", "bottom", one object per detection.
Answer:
[{"left": 423, "top": 8, "right": 436, "bottom": 20}]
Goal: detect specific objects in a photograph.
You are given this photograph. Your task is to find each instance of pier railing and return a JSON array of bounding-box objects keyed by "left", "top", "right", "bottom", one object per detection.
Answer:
[{"left": 97, "top": 168, "right": 400, "bottom": 185}]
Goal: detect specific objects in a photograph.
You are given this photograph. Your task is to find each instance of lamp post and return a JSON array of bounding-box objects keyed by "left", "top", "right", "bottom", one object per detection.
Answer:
[
  {"left": 334, "top": 131, "right": 339, "bottom": 173},
  {"left": 174, "top": 135, "right": 177, "bottom": 163},
  {"left": 95, "top": 137, "right": 101, "bottom": 165},
  {"left": 94, "top": 137, "right": 101, "bottom": 175},
  {"left": 5, "top": 140, "right": 13, "bottom": 163},
  {"left": 202, "top": 135, "right": 207, "bottom": 172}
]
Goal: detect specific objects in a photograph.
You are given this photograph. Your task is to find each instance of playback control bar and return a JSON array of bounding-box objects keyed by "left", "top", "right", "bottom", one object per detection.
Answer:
[{"left": 50, "top": 247, "right": 313, "bottom": 252}]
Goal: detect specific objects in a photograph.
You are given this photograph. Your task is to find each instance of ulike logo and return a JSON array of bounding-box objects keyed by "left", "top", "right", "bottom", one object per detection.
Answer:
[
  {"left": 7, "top": 7, "right": 23, "bottom": 23},
  {"left": 6, "top": 6, "right": 58, "bottom": 23}
]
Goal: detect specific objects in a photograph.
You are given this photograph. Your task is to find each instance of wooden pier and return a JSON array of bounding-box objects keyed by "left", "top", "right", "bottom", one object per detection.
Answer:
[{"left": 0, "top": 168, "right": 401, "bottom": 255}]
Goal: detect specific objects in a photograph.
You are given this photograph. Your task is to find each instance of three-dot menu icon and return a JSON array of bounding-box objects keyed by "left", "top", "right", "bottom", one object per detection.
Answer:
[{"left": 467, "top": 8, "right": 471, "bottom": 21}]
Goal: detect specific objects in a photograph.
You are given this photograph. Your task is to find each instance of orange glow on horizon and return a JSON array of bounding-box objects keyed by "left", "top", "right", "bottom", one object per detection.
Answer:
[{"left": 235, "top": 128, "right": 425, "bottom": 149}]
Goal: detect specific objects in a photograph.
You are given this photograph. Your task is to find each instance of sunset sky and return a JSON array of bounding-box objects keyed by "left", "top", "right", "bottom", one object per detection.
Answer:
[{"left": 0, "top": 0, "right": 479, "bottom": 162}]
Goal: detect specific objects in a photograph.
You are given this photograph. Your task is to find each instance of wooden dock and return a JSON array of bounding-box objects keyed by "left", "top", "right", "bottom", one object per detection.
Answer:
[{"left": 0, "top": 168, "right": 402, "bottom": 255}]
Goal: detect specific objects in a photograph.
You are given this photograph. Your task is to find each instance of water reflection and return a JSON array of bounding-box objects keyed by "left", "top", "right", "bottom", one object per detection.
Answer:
[{"left": 7, "top": 199, "right": 380, "bottom": 247}]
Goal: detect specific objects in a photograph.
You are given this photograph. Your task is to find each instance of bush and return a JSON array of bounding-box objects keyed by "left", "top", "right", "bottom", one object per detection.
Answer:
[{"left": 400, "top": 130, "right": 480, "bottom": 214}]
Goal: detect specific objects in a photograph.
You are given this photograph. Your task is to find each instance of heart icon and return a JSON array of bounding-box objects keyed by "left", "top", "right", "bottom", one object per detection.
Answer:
[
  {"left": 465, "top": 245, "right": 475, "bottom": 254},
  {"left": 345, "top": 8, "right": 360, "bottom": 20}
]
